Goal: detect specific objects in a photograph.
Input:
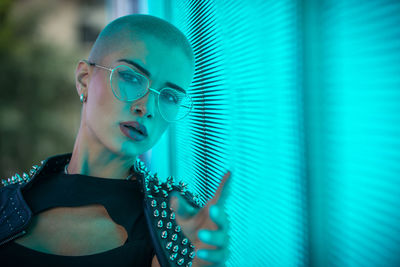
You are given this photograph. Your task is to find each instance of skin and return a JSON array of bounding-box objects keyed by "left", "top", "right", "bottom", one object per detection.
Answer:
[
  {"left": 170, "top": 171, "right": 232, "bottom": 267},
  {"left": 68, "top": 21, "right": 231, "bottom": 267},
  {"left": 69, "top": 35, "right": 193, "bottom": 180}
]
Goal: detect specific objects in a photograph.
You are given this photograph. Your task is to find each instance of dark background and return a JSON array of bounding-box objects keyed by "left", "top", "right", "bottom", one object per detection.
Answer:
[{"left": 0, "top": 0, "right": 106, "bottom": 178}]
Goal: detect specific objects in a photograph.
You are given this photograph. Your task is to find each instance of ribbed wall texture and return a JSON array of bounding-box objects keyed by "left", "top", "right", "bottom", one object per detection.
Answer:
[
  {"left": 168, "top": 1, "right": 306, "bottom": 266},
  {"left": 146, "top": 0, "right": 400, "bottom": 266},
  {"left": 319, "top": 0, "right": 400, "bottom": 266}
]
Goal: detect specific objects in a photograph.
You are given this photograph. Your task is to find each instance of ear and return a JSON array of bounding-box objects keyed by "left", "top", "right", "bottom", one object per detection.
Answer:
[{"left": 75, "top": 60, "right": 91, "bottom": 97}]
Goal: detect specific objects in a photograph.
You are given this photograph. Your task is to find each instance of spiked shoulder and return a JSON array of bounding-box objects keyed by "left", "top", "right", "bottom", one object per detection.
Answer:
[
  {"left": 1, "top": 160, "right": 46, "bottom": 187},
  {"left": 133, "top": 158, "right": 202, "bottom": 267}
]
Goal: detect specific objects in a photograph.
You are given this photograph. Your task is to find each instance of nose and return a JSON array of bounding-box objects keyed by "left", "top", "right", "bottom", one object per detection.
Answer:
[{"left": 131, "top": 90, "right": 156, "bottom": 119}]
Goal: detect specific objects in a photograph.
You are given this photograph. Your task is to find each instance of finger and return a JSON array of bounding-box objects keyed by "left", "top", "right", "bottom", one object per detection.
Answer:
[
  {"left": 169, "top": 191, "right": 198, "bottom": 219},
  {"left": 198, "top": 229, "right": 229, "bottom": 248},
  {"left": 217, "top": 171, "right": 232, "bottom": 206},
  {"left": 209, "top": 205, "right": 229, "bottom": 230},
  {"left": 210, "top": 171, "right": 232, "bottom": 206},
  {"left": 196, "top": 248, "right": 229, "bottom": 264}
]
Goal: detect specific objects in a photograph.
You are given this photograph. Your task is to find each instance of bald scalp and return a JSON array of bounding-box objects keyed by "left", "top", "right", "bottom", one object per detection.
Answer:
[{"left": 88, "top": 14, "right": 194, "bottom": 67}]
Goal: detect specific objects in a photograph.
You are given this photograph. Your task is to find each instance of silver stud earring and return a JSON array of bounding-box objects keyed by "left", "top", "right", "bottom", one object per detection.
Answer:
[{"left": 80, "top": 93, "right": 87, "bottom": 103}]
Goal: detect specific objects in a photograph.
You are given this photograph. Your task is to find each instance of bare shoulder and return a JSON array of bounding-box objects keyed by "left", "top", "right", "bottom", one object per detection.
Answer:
[{"left": 151, "top": 255, "right": 161, "bottom": 267}]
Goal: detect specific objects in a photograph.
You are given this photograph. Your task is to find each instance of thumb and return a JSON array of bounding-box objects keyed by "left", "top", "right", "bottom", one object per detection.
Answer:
[{"left": 169, "top": 191, "right": 198, "bottom": 219}]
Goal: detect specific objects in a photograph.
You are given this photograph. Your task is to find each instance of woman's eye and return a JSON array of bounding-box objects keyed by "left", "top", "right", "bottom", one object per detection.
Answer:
[
  {"left": 164, "top": 92, "right": 179, "bottom": 104},
  {"left": 120, "top": 72, "right": 139, "bottom": 83}
]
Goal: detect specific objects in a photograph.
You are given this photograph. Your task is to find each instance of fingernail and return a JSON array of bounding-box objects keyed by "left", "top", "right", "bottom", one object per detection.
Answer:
[
  {"left": 198, "top": 230, "right": 210, "bottom": 242},
  {"left": 197, "top": 249, "right": 207, "bottom": 260},
  {"left": 210, "top": 205, "right": 219, "bottom": 219}
]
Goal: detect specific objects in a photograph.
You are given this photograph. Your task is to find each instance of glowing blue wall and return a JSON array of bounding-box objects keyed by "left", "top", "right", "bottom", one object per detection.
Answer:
[
  {"left": 307, "top": 1, "right": 400, "bottom": 266},
  {"left": 162, "top": 1, "right": 306, "bottom": 266},
  {"left": 146, "top": 0, "right": 400, "bottom": 266}
]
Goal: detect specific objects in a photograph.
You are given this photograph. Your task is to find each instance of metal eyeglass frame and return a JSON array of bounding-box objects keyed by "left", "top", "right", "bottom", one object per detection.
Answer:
[{"left": 87, "top": 61, "right": 193, "bottom": 122}]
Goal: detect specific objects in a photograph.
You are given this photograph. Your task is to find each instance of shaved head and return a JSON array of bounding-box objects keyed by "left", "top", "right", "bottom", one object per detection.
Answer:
[
  {"left": 75, "top": 13, "right": 195, "bottom": 160},
  {"left": 88, "top": 14, "right": 194, "bottom": 67}
]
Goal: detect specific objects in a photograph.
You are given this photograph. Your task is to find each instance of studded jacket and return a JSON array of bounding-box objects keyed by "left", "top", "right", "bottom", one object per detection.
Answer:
[{"left": 0, "top": 153, "right": 202, "bottom": 267}]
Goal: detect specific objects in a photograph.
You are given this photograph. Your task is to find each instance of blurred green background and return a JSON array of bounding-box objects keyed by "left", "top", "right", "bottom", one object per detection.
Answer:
[{"left": 0, "top": 0, "right": 106, "bottom": 178}]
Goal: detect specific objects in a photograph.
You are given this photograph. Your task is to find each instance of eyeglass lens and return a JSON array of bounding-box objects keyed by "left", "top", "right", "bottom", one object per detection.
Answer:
[{"left": 110, "top": 65, "right": 192, "bottom": 121}]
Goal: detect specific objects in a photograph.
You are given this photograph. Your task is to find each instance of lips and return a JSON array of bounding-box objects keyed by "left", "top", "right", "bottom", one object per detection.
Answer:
[{"left": 120, "top": 121, "right": 148, "bottom": 141}]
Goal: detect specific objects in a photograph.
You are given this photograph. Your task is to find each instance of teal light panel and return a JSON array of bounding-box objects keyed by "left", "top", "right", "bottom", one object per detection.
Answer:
[
  {"left": 317, "top": 0, "right": 400, "bottom": 266},
  {"left": 165, "top": 1, "right": 307, "bottom": 266},
  {"left": 146, "top": 0, "right": 400, "bottom": 265}
]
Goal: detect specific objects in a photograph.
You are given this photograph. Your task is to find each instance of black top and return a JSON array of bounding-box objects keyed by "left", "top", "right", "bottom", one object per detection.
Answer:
[{"left": 0, "top": 170, "right": 155, "bottom": 266}]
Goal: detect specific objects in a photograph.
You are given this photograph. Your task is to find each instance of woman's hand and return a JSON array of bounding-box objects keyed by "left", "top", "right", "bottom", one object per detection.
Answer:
[{"left": 169, "top": 171, "right": 232, "bottom": 267}]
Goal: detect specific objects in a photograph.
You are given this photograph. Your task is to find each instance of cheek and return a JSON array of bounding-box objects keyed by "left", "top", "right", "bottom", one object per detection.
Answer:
[
  {"left": 151, "top": 119, "right": 169, "bottom": 141},
  {"left": 87, "top": 76, "right": 121, "bottom": 126},
  {"left": 90, "top": 76, "right": 112, "bottom": 106}
]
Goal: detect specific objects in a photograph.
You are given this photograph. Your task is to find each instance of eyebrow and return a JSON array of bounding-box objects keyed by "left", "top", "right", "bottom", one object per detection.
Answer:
[{"left": 117, "top": 59, "right": 187, "bottom": 94}]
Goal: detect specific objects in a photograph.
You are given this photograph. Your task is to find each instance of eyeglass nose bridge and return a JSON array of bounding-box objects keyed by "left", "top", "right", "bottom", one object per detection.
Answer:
[
  {"left": 133, "top": 86, "right": 159, "bottom": 116},
  {"left": 148, "top": 87, "right": 161, "bottom": 96}
]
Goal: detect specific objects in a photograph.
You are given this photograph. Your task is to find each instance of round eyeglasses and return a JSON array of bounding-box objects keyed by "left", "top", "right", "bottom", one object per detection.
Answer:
[{"left": 88, "top": 62, "right": 193, "bottom": 122}]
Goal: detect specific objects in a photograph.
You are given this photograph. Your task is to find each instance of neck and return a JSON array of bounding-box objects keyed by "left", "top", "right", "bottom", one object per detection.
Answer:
[{"left": 67, "top": 121, "right": 137, "bottom": 180}]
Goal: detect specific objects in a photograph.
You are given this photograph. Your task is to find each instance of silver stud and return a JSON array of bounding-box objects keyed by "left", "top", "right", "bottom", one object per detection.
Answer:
[
  {"left": 161, "top": 210, "right": 167, "bottom": 218},
  {"left": 15, "top": 173, "right": 22, "bottom": 182},
  {"left": 179, "top": 181, "right": 187, "bottom": 189},
  {"left": 189, "top": 251, "right": 196, "bottom": 259},
  {"left": 175, "top": 225, "right": 181, "bottom": 232},
  {"left": 161, "top": 231, "right": 168, "bottom": 239},
  {"left": 186, "top": 262, "right": 192, "bottom": 267},
  {"left": 138, "top": 160, "right": 145, "bottom": 167},
  {"left": 181, "top": 248, "right": 188, "bottom": 255},
  {"left": 170, "top": 212, "right": 176, "bottom": 220},
  {"left": 177, "top": 258, "right": 184, "bottom": 265},
  {"left": 172, "top": 233, "right": 178, "bottom": 241},
  {"left": 166, "top": 183, "right": 173, "bottom": 192},
  {"left": 145, "top": 173, "right": 151, "bottom": 181},
  {"left": 162, "top": 189, "right": 168, "bottom": 197},
  {"left": 172, "top": 245, "right": 179, "bottom": 252},
  {"left": 193, "top": 195, "right": 202, "bottom": 207},
  {"left": 167, "top": 176, "right": 175, "bottom": 184},
  {"left": 170, "top": 253, "right": 178, "bottom": 261},
  {"left": 153, "top": 209, "right": 159, "bottom": 217},
  {"left": 153, "top": 184, "right": 159, "bottom": 193},
  {"left": 157, "top": 220, "right": 163, "bottom": 228},
  {"left": 161, "top": 201, "right": 167, "bottom": 209},
  {"left": 154, "top": 173, "right": 161, "bottom": 186},
  {"left": 190, "top": 243, "right": 195, "bottom": 248},
  {"left": 22, "top": 172, "right": 29, "bottom": 180},
  {"left": 166, "top": 241, "right": 173, "bottom": 250},
  {"left": 166, "top": 222, "right": 172, "bottom": 229},
  {"left": 182, "top": 238, "right": 188, "bottom": 245},
  {"left": 151, "top": 200, "right": 157, "bottom": 207}
]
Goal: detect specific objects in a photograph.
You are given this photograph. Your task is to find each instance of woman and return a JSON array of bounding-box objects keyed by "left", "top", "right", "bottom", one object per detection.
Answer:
[{"left": 0, "top": 14, "right": 231, "bottom": 267}]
